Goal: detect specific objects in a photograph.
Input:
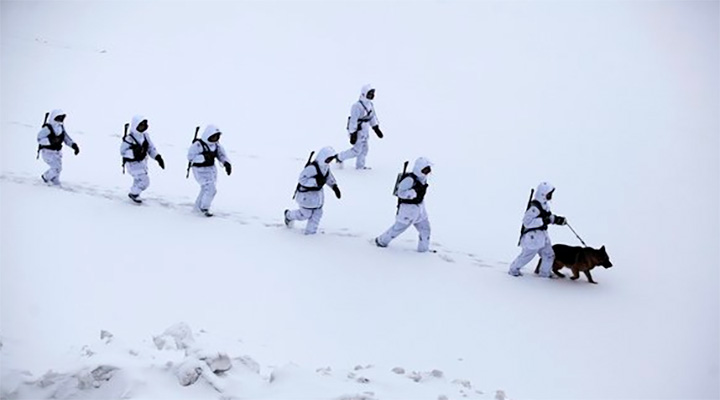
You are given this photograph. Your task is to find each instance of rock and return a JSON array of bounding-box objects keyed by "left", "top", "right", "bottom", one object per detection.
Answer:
[
  {"left": 438, "top": 396, "right": 449, "bottom": 400},
  {"left": 391, "top": 367, "right": 405, "bottom": 375},
  {"left": 176, "top": 360, "right": 204, "bottom": 386},
  {"left": 91, "top": 365, "right": 116, "bottom": 382},
  {"left": 495, "top": 389, "right": 507, "bottom": 400},
  {"left": 152, "top": 335, "right": 169, "bottom": 350},
  {"left": 452, "top": 379, "right": 472, "bottom": 389},
  {"left": 37, "top": 370, "right": 60, "bottom": 388},
  {"left": 155, "top": 322, "right": 194, "bottom": 351},
  {"left": 100, "top": 330, "right": 114, "bottom": 343},
  {"left": 316, "top": 366, "right": 332, "bottom": 376},
  {"left": 80, "top": 346, "right": 95, "bottom": 357},
  {"left": 202, "top": 353, "right": 232, "bottom": 374},
  {"left": 75, "top": 365, "right": 117, "bottom": 390},
  {"left": 408, "top": 371, "right": 422, "bottom": 382},
  {"left": 430, "top": 369, "right": 444, "bottom": 378}
]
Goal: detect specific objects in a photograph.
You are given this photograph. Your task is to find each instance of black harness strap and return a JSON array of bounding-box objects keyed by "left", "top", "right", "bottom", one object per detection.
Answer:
[
  {"left": 122, "top": 134, "right": 150, "bottom": 163},
  {"left": 357, "top": 100, "right": 373, "bottom": 122},
  {"left": 38, "top": 124, "right": 66, "bottom": 152},
  {"left": 191, "top": 140, "right": 218, "bottom": 167},
  {"left": 297, "top": 161, "right": 329, "bottom": 193},
  {"left": 397, "top": 173, "right": 428, "bottom": 206},
  {"left": 347, "top": 101, "right": 374, "bottom": 132},
  {"left": 521, "top": 200, "right": 552, "bottom": 235}
]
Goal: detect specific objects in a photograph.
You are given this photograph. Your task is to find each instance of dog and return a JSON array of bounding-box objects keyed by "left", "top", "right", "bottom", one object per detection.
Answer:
[{"left": 534, "top": 244, "right": 613, "bottom": 284}]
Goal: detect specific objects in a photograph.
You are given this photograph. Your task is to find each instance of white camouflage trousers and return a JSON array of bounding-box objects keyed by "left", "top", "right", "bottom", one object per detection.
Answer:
[
  {"left": 192, "top": 166, "right": 217, "bottom": 211},
  {"left": 125, "top": 160, "right": 149, "bottom": 196},
  {"left": 377, "top": 218, "right": 431, "bottom": 252},
  {"left": 509, "top": 234, "right": 555, "bottom": 277},
  {"left": 338, "top": 139, "right": 369, "bottom": 169},
  {"left": 287, "top": 207, "right": 324, "bottom": 235},
  {"left": 40, "top": 149, "right": 63, "bottom": 185}
]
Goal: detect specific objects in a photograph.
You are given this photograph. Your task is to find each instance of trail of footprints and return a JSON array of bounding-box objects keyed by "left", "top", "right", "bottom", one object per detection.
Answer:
[{"left": 1, "top": 172, "right": 495, "bottom": 269}]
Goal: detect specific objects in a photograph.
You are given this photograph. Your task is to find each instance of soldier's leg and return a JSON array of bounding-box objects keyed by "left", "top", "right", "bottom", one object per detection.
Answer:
[
  {"left": 355, "top": 140, "right": 369, "bottom": 169},
  {"left": 414, "top": 219, "right": 431, "bottom": 252},
  {"left": 129, "top": 163, "right": 150, "bottom": 196},
  {"left": 304, "top": 207, "right": 324, "bottom": 235},
  {"left": 199, "top": 180, "right": 217, "bottom": 211},
  {"left": 376, "top": 220, "right": 412, "bottom": 247},
  {"left": 193, "top": 168, "right": 217, "bottom": 211},
  {"left": 537, "top": 242, "right": 556, "bottom": 278},
  {"left": 41, "top": 150, "right": 63, "bottom": 184},
  {"left": 508, "top": 247, "right": 539, "bottom": 276},
  {"left": 287, "top": 207, "right": 312, "bottom": 221},
  {"left": 338, "top": 141, "right": 362, "bottom": 163}
]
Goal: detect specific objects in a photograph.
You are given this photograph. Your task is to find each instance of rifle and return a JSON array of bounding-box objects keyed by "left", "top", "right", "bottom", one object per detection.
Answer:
[
  {"left": 517, "top": 188, "right": 534, "bottom": 246},
  {"left": 392, "top": 160, "right": 409, "bottom": 196},
  {"left": 121, "top": 123, "right": 129, "bottom": 174},
  {"left": 292, "top": 151, "right": 315, "bottom": 199},
  {"left": 185, "top": 126, "right": 200, "bottom": 178},
  {"left": 36, "top": 112, "right": 50, "bottom": 159}
]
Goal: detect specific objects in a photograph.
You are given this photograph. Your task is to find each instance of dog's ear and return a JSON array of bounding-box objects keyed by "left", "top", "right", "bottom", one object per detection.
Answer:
[{"left": 601, "top": 245, "right": 605, "bottom": 251}]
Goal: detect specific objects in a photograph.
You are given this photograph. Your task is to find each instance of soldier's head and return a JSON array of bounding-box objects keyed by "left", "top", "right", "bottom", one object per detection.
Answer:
[
  {"left": 316, "top": 146, "right": 337, "bottom": 165},
  {"left": 413, "top": 157, "right": 433, "bottom": 177},
  {"left": 49, "top": 109, "right": 66, "bottom": 124},
  {"left": 361, "top": 84, "right": 375, "bottom": 100},
  {"left": 536, "top": 182, "right": 556, "bottom": 202},
  {"left": 132, "top": 115, "right": 148, "bottom": 133},
  {"left": 208, "top": 132, "right": 221, "bottom": 142},
  {"left": 202, "top": 124, "right": 222, "bottom": 143}
]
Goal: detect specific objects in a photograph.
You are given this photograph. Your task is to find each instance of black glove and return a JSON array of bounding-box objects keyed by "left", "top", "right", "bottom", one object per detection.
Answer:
[
  {"left": 554, "top": 215, "right": 566, "bottom": 225},
  {"left": 332, "top": 184, "right": 341, "bottom": 199},
  {"left": 155, "top": 154, "right": 165, "bottom": 169},
  {"left": 350, "top": 132, "right": 358, "bottom": 145},
  {"left": 224, "top": 162, "right": 232, "bottom": 176},
  {"left": 542, "top": 215, "right": 553, "bottom": 225},
  {"left": 71, "top": 143, "right": 80, "bottom": 155},
  {"left": 372, "top": 125, "right": 383, "bottom": 138}
]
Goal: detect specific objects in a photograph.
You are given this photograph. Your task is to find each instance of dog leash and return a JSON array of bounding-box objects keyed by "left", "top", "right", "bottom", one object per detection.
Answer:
[{"left": 566, "top": 222, "right": 588, "bottom": 247}]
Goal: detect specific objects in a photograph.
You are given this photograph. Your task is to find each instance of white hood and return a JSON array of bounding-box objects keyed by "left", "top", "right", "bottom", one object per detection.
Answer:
[
  {"left": 534, "top": 181, "right": 555, "bottom": 211},
  {"left": 360, "top": 84, "right": 374, "bottom": 101},
  {"left": 412, "top": 157, "right": 433, "bottom": 184},
  {"left": 201, "top": 124, "right": 221, "bottom": 142},
  {"left": 314, "top": 146, "right": 337, "bottom": 174},
  {"left": 48, "top": 109, "right": 65, "bottom": 131},
  {"left": 130, "top": 115, "right": 147, "bottom": 135}
]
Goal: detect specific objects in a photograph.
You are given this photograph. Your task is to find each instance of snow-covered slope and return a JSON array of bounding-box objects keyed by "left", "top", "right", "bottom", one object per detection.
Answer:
[{"left": 1, "top": 2, "right": 718, "bottom": 399}]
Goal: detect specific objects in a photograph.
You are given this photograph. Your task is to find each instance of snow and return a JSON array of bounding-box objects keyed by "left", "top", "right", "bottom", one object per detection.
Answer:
[{"left": 1, "top": 1, "right": 718, "bottom": 399}]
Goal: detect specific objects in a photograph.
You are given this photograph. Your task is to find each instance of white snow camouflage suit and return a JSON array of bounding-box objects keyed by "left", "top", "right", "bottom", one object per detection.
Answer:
[
  {"left": 37, "top": 109, "right": 77, "bottom": 185},
  {"left": 187, "top": 125, "right": 231, "bottom": 213},
  {"left": 287, "top": 146, "right": 338, "bottom": 235},
  {"left": 337, "top": 84, "right": 379, "bottom": 169},
  {"left": 121, "top": 115, "right": 160, "bottom": 197},
  {"left": 508, "top": 182, "right": 562, "bottom": 278},
  {"left": 376, "top": 157, "right": 433, "bottom": 252}
]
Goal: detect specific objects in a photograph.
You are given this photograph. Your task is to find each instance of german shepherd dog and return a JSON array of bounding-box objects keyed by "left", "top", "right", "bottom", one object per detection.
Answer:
[{"left": 535, "top": 244, "right": 613, "bottom": 284}]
